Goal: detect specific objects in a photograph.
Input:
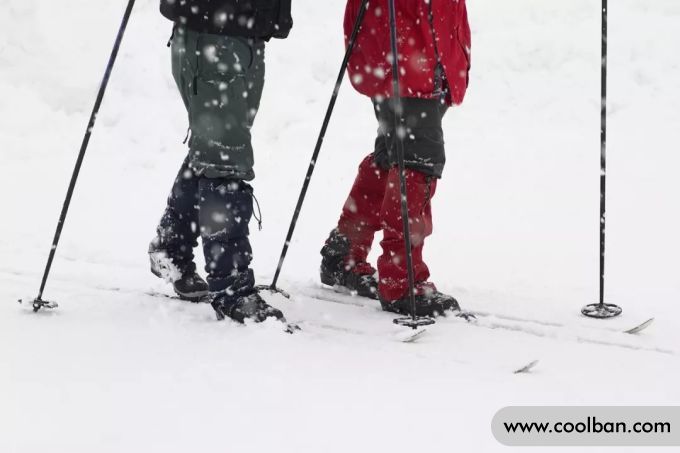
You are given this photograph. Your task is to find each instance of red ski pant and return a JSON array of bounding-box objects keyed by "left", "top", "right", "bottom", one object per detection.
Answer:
[{"left": 337, "top": 154, "right": 437, "bottom": 301}]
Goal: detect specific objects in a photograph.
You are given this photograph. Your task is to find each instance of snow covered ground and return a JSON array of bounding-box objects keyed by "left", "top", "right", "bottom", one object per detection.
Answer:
[{"left": 2, "top": 0, "right": 679, "bottom": 451}]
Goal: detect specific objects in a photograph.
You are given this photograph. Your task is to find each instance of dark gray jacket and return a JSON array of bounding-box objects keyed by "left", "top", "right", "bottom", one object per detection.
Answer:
[{"left": 160, "top": 0, "right": 292, "bottom": 40}]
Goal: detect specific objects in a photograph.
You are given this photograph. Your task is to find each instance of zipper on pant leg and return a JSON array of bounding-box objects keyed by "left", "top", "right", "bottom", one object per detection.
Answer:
[{"left": 422, "top": 176, "right": 434, "bottom": 214}]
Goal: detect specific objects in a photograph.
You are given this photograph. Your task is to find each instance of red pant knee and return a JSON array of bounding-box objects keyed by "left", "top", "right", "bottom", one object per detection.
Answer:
[{"left": 337, "top": 154, "right": 388, "bottom": 270}]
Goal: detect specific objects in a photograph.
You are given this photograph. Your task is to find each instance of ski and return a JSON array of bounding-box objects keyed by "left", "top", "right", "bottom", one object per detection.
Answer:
[
  {"left": 147, "top": 289, "right": 299, "bottom": 334},
  {"left": 514, "top": 360, "right": 540, "bottom": 374},
  {"left": 310, "top": 285, "right": 654, "bottom": 337},
  {"left": 294, "top": 318, "right": 427, "bottom": 343},
  {"left": 472, "top": 311, "right": 655, "bottom": 336},
  {"left": 624, "top": 318, "right": 655, "bottom": 335},
  {"left": 144, "top": 290, "right": 209, "bottom": 303},
  {"left": 298, "top": 285, "right": 671, "bottom": 355},
  {"left": 399, "top": 328, "right": 428, "bottom": 343},
  {"left": 435, "top": 307, "right": 669, "bottom": 354}
]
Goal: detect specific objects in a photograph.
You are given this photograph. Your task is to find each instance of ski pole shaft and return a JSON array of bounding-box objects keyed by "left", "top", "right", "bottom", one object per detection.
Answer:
[
  {"left": 599, "top": 0, "right": 607, "bottom": 307},
  {"left": 36, "top": 0, "right": 136, "bottom": 301},
  {"left": 387, "top": 0, "right": 418, "bottom": 321},
  {"left": 580, "top": 0, "right": 621, "bottom": 319},
  {"left": 269, "top": 0, "right": 370, "bottom": 290}
]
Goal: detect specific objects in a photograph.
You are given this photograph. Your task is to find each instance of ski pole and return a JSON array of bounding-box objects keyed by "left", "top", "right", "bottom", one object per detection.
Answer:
[
  {"left": 387, "top": 0, "right": 434, "bottom": 329},
  {"left": 265, "top": 0, "right": 370, "bottom": 293},
  {"left": 22, "top": 0, "right": 136, "bottom": 312},
  {"left": 581, "top": 0, "right": 622, "bottom": 318}
]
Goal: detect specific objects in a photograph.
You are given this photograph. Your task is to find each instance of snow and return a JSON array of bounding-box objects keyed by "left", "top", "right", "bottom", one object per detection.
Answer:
[{"left": 2, "top": 0, "right": 679, "bottom": 452}]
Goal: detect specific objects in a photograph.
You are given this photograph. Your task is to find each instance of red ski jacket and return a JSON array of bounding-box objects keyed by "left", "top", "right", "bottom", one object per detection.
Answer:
[{"left": 344, "top": 0, "right": 471, "bottom": 106}]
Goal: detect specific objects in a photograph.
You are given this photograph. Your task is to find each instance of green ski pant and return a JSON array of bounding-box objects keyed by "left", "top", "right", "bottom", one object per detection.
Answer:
[{"left": 170, "top": 25, "right": 265, "bottom": 180}]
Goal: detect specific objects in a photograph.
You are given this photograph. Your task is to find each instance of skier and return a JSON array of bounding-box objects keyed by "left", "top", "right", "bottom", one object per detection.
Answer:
[
  {"left": 150, "top": 0, "right": 293, "bottom": 323},
  {"left": 320, "top": 0, "right": 471, "bottom": 317}
]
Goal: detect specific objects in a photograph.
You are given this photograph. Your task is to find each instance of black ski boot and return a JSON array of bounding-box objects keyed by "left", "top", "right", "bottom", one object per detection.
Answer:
[
  {"left": 320, "top": 229, "right": 378, "bottom": 299},
  {"left": 149, "top": 248, "right": 209, "bottom": 302},
  {"left": 211, "top": 289, "right": 285, "bottom": 324},
  {"left": 380, "top": 288, "right": 461, "bottom": 318},
  {"left": 171, "top": 272, "right": 210, "bottom": 302}
]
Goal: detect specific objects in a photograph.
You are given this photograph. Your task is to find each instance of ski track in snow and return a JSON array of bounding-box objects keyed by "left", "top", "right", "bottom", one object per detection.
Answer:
[{"left": 2, "top": 0, "right": 680, "bottom": 452}]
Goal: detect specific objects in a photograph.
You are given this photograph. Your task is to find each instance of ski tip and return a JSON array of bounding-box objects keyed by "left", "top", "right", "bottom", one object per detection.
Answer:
[
  {"left": 624, "top": 318, "right": 655, "bottom": 335},
  {"left": 399, "top": 328, "right": 428, "bottom": 343},
  {"left": 514, "top": 360, "right": 539, "bottom": 374}
]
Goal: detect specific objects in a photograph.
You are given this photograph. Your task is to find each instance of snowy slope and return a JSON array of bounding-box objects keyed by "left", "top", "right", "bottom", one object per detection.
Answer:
[{"left": 2, "top": 0, "right": 679, "bottom": 452}]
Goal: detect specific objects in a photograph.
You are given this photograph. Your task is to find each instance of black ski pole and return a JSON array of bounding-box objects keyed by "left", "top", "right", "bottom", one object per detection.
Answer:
[
  {"left": 388, "top": 0, "right": 435, "bottom": 329},
  {"left": 582, "top": 0, "right": 622, "bottom": 319},
  {"left": 264, "top": 0, "right": 370, "bottom": 295},
  {"left": 20, "top": 0, "right": 136, "bottom": 312}
]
